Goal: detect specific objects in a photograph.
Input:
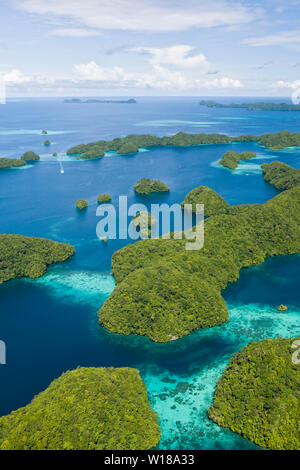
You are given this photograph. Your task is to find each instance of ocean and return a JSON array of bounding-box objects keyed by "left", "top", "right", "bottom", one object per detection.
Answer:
[{"left": 0, "top": 96, "right": 299, "bottom": 449}]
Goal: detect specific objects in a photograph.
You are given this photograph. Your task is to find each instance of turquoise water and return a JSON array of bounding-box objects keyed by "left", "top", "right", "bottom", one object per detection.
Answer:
[{"left": 0, "top": 97, "right": 299, "bottom": 449}]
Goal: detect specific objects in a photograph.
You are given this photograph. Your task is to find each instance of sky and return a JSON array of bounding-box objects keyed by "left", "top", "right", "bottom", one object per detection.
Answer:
[{"left": 1, "top": 0, "right": 300, "bottom": 97}]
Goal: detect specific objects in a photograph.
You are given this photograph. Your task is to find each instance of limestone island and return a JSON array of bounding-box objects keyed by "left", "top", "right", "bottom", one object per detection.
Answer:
[
  {"left": 98, "top": 185, "right": 300, "bottom": 342},
  {"left": 132, "top": 211, "right": 156, "bottom": 238},
  {"left": 66, "top": 130, "right": 300, "bottom": 160},
  {"left": 0, "top": 367, "right": 161, "bottom": 450},
  {"left": 208, "top": 337, "right": 300, "bottom": 450},
  {"left": 97, "top": 193, "right": 112, "bottom": 203},
  {"left": 181, "top": 186, "right": 230, "bottom": 216},
  {"left": 262, "top": 161, "right": 300, "bottom": 190},
  {"left": 21, "top": 151, "right": 40, "bottom": 161},
  {"left": 134, "top": 178, "right": 170, "bottom": 195},
  {"left": 76, "top": 199, "right": 88, "bottom": 210},
  {"left": 44, "top": 140, "right": 51, "bottom": 146},
  {"left": 64, "top": 98, "right": 136, "bottom": 104},
  {"left": 0, "top": 158, "right": 27, "bottom": 169},
  {"left": 41, "top": 130, "right": 48, "bottom": 134},
  {"left": 219, "top": 151, "right": 256, "bottom": 170},
  {"left": 278, "top": 304, "right": 288, "bottom": 312},
  {"left": 117, "top": 143, "right": 139, "bottom": 155},
  {"left": 200, "top": 100, "right": 300, "bottom": 111},
  {"left": 0, "top": 234, "right": 74, "bottom": 283}
]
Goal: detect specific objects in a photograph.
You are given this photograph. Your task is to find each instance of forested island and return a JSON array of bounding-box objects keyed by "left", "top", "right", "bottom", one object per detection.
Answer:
[
  {"left": 76, "top": 199, "right": 88, "bottom": 210},
  {"left": 64, "top": 98, "right": 136, "bottom": 104},
  {"left": 98, "top": 186, "right": 300, "bottom": 342},
  {"left": 0, "top": 367, "right": 161, "bottom": 450},
  {"left": 66, "top": 130, "right": 300, "bottom": 160},
  {"left": 262, "top": 161, "right": 300, "bottom": 190},
  {"left": 0, "top": 234, "right": 74, "bottom": 283},
  {"left": 208, "top": 337, "right": 300, "bottom": 450},
  {"left": 134, "top": 178, "right": 170, "bottom": 194},
  {"left": 200, "top": 100, "right": 300, "bottom": 111},
  {"left": 0, "top": 151, "right": 40, "bottom": 170},
  {"left": 219, "top": 151, "right": 256, "bottom": 170},
  {"left": 97, "top": 193, "right": 112, "bottom": 203},
  {"left": 21, "top": 151, "right": 40, "bottom": 161},
  {"left": 181, "top": 186, "right": 230, "bottom": 216},
  {"left": 0, "top": 158, "right": 27, "bottom": 169}
]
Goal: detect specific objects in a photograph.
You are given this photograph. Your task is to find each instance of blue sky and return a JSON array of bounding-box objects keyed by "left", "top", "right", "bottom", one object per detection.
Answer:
[{"left": 1, "top": 0, "right": 300, "bottom": 97}]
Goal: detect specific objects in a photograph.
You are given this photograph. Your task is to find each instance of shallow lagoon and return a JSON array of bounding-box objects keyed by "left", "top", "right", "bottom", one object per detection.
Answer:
[{"left": 0, "top": 97, "right": 299, "bottom": 449}]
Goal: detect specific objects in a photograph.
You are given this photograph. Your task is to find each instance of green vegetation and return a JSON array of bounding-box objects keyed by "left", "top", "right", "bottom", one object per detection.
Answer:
[
  {"left": 132, "top": 211, "right": 156, "bottom": 238},
  {"left": 81, "top": 147, "right": 105, "bottom": 159},
  {"left": 76, "top": 199, "right": 88, "bottom": 210},
  {"left": 259, "top": 130, "right": 300, "bottom": 149},
  {"left": 200, "top": 100, "right": 300, "bottom": 111},
  {"left": 66, "top": 132, "right": 233, "bottom": 157},
  {"left": 98, "top": 187, "right": 300, "bottom": 342},
  {"left": 134, "top": 178, "right": 170, "bottom": 194},
  {"left": 97, "top": 193, "right": 112, "bottom": 203},
  {"left": 262, "top": 161, "right": 300, "bottom": 190},
  {"left": 278, "top": 304, "right": 288, "bottom": 312},
  {"left": 41, "top": 130, "right": 48, "bottom": 134},
  {"left": 44, "top": 140, "right": 51, "bottom": 146},
  {"left": 21, "top": 151, "right": 40, "bottom": 161},
  {"left": 118, "top": 143, "right": 139, "bottom": 155},
  {"left": 53, "top": 153, "right": 57, "bottom": 157},
  {"left": 0, "top": 367, "right": 161, "bottom": 450},
  {"left": 181, "top": 186, "right": 230, "bottom": 216},
  {"left": 64, "top": 98, "right": 136, "bottom": 104},
  {"left": 67, "top": 131, "right": 300, "bottom": 159},
  {"left": 219, "top": 151, "right": 256, "bottom": 170},
  {"left": 208, "top": 337, "right": 300, "bottom": 450},
  {"left": 0, "top": 234, "right": 74, "bottom": 284},
  {"left": 0, "top": 158, "right": 27, "bottom": 169}
]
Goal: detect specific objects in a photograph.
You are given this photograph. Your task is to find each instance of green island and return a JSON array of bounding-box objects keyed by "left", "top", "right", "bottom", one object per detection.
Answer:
[
  {"left": 278, "top": 304, "right": 288, "bottom": 312},
  {"left": 64, "top": 98, "right": 136, "bottom": 104},
  {"left": 259, "top": 130, "right": 300, "bottom": 149},
  {"left": 118, "top": 142, "right": 139, "bottom": 154},
  {"left": 98, "top": 186, "right": 300, "bottom": 342},
  {"left": 76, "top": 199, "right": 88, "bottom": 210},
  {"left": 0, "top": 158, "right": 27, "bottom": 169},
  {"left": 262, "top": 161, "right": 300, "bottom": 190},
  {"left": 0, "top": 367, "right": 161, "bottom": 450},
  {"left": 134, "top": 178, "right": 170, "bottom": 195},
  {"left": 66, "top": 131, "right": 300, "bottom": 160},
  {"left": 208, "top": 337, "right": 300, "bottom": 450},
  {"left": 21, "top": 151, "right": 40, "bottom": 161},
  {"left": 44, "top": 140, "right": 51, "bottom": 146},
  {"left": 181, "top": 186, "right": 230, "bottom": 216},
  {"left": 41, "top": 130, "right": 48, "bottom": 135},
  {"left": 200, "top": 100, "right": 300, "bottom": 111},
  {"left": 0, "top": 234, "right": 74, "bottom": 283},
  {"left": 97, "top": 193, "right": 112, "bottom": 203},
  {"left": 132, "top": 211, "right": 156, "bottom": 238},
  {"left": 219, "top": 151, "right": 256, "bottom": 170}
]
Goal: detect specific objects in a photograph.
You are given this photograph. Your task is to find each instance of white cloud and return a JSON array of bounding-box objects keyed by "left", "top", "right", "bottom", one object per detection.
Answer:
[
  {"left": 49, "top": 28, "right": 101, "bottom": 37},
  {"left": 272, "top": 79, "right": 300, "bottom": 89},
  {"left": 132, "top": 45, "right": 210, "bottom": 70},
  {"left": 0, "top": 68, "right": 57, "bottom": 86},
  {"left": 74, "top": 60, "right": 243, "bottom": 91},
  {"left": 0, "top": 69, "right": 32, "bottom": 85},
  {"left": 202, "top": 76, "right": 244, "bottom": 88},
  {"left": 13, "top": 0, "right": 259, "bottom": 32},
  {"left": 244, "top": 30, "right": 300, "bottom": 47},
  {"left": 74, "top": 61, "right": 128, "bottom": 81}
]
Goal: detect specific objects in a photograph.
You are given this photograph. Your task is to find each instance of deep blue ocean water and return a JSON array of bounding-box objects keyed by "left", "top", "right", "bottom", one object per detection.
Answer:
[{"left": 0, "top": 97, "right": 299, "bottom": 449}]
